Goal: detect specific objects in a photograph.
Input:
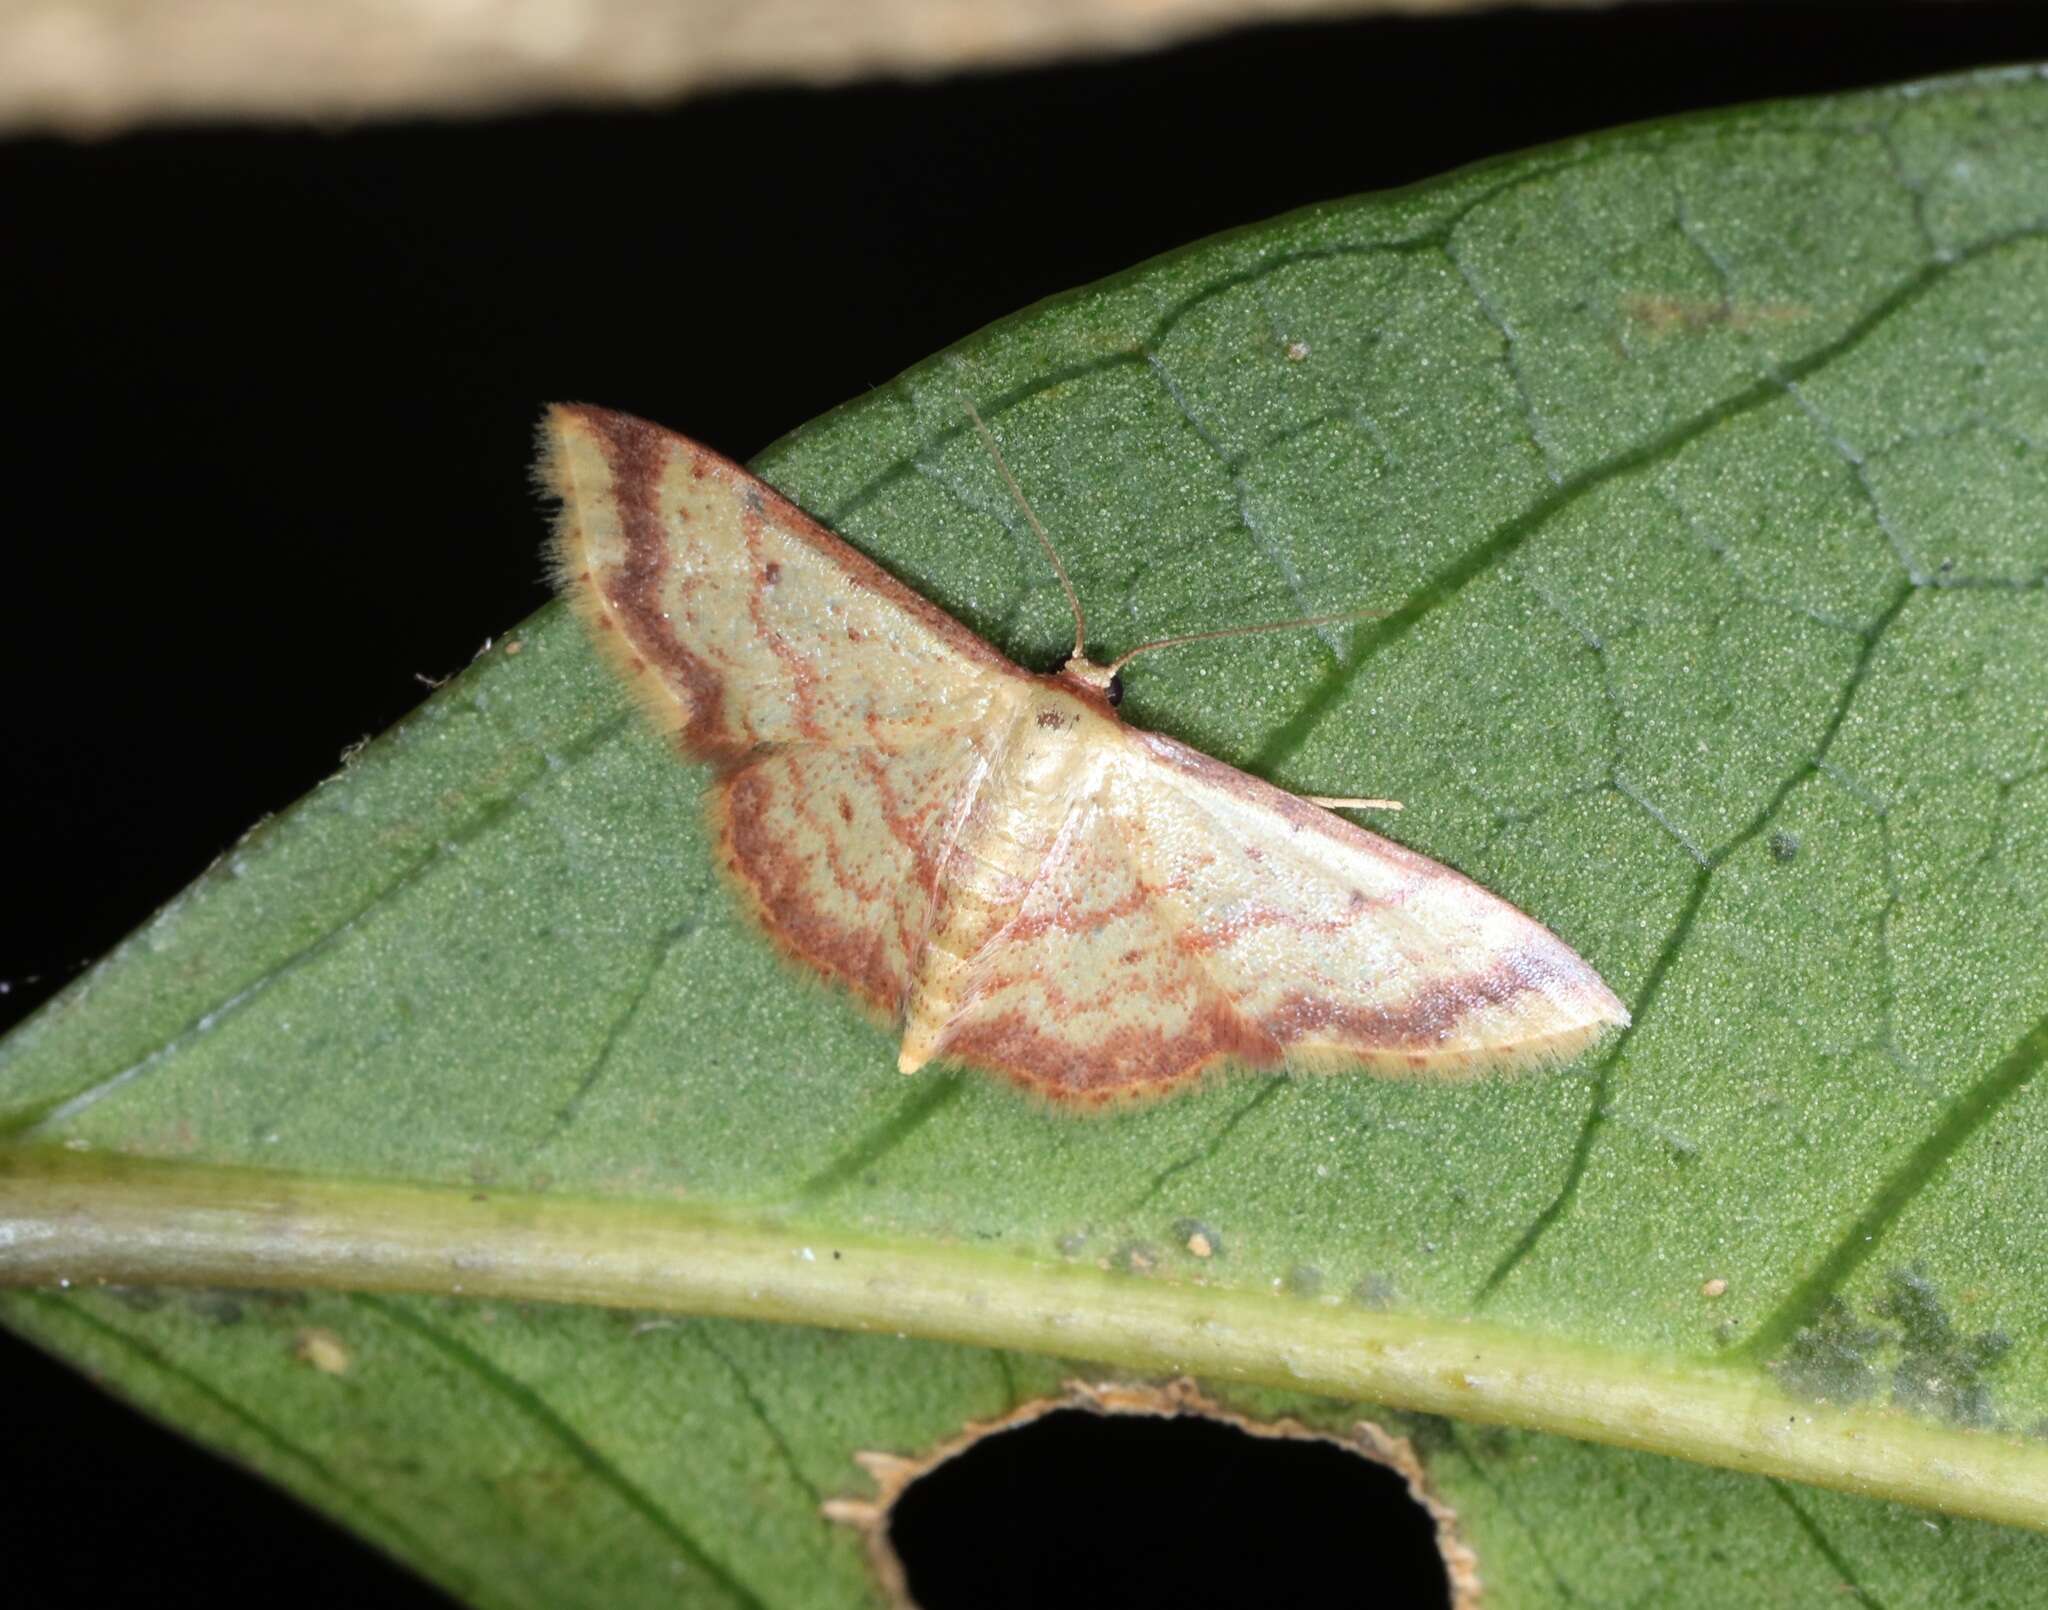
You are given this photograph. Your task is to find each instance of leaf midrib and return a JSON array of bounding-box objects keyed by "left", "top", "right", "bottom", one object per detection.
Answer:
[{"left": 6, "top": 1145, "right": 2046, "bottom": 1534}]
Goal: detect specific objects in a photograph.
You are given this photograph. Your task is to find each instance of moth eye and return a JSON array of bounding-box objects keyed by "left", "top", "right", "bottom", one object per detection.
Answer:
[{"left": 1107, "top": 673, "right": 1125, "bottom": 707}]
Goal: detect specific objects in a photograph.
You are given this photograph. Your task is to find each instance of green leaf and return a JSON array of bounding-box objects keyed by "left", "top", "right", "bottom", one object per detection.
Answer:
[{"left": 7, "top": 66, "right": 2048, "bottom": 1607}]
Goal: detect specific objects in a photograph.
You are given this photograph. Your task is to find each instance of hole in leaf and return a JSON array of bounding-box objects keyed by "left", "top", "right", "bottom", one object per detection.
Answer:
[{"left": 888, "top": 1406, "right": 1453, "bottom": 1609}]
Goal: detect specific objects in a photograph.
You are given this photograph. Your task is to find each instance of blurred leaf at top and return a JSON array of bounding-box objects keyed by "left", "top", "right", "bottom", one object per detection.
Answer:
[{"left": 6, "top": 65, "right": 2048, "bottom": 1610}]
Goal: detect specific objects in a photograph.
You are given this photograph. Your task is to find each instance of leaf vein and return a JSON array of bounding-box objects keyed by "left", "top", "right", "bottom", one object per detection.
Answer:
[
  {"left": 1766, "top": 1477, "right": 1895, "bottom": 1610},
  {"left": 18, "top": 1290, "right": 485, "bottom": 1606},
  {"left": 354, "top": 1293, "right": 769, "bottom": 1610},
  {"left": 5, "top": 715, "right": 637, "bottom": 1137}
]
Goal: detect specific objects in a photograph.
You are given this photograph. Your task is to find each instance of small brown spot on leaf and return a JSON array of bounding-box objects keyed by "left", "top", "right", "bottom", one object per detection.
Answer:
[
  {"left": 1622, "top": 292, "right": 1811, "bottom": 334},
  {"left": 293, "top": 1327, "right": 351, "bottom": 1375}
]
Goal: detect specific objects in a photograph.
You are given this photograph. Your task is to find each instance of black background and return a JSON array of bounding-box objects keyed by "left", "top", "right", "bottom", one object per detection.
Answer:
[{"left": 6, "top": 5, "right": 2046, "bottom": 1606}]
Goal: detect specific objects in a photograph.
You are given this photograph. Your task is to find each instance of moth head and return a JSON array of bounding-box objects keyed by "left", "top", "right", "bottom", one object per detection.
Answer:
[{"left": 1058, "top": 654, "right": 1122, "bottom": 706}]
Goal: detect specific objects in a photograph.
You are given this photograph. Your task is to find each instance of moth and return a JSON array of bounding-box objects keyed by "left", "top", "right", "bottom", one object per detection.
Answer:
[{"left": 540, "top": 405, "right": 1627, "bottom": 1106}]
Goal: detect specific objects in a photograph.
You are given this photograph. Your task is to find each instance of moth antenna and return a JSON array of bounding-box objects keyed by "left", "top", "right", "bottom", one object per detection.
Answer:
[
  {"left": 1107, "top": 607, "right": 1388, "bottom": 676},
  {"left": 962, "top": 399, "right": 1087, "bottom": 662}
]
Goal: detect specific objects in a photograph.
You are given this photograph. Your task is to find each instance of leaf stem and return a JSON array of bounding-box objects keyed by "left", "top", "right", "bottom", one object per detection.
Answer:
[{"left": 4, "top": 1146, "right": 2045, "bottom": 1533}]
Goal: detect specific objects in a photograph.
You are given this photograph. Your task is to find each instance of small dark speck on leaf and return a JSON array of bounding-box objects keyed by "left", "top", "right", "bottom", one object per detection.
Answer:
[
  {"left": 1774, "top": 1296, "right": 1883, "bottom": 1403},
  {"left": 1773, "top": 1268, "right": 2012, "bottom": 1427},
  {"left": 187, "top": 1293, "right": 246, "bottom": 1327},
  {"left": 1875, "top": 1266, "right": 2012, "bottom": 1429},
  {"left": 1769, "top": 831, "right": 1801, "bottom": 864}
]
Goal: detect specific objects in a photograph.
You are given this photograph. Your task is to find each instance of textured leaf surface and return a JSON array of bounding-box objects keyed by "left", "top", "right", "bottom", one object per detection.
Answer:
[{"left": 6, "top": 67, "right": 2048, "bottom": 1607}]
